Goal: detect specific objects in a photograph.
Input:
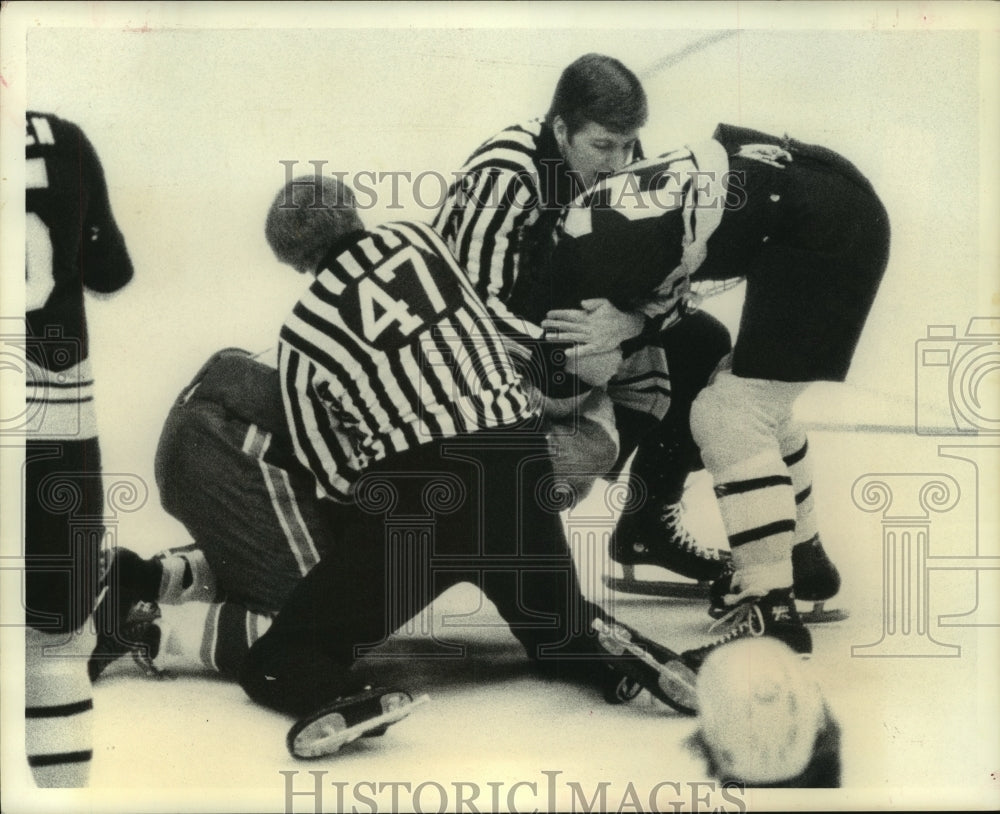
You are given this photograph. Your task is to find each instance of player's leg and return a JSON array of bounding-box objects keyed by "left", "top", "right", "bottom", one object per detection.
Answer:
[
  {"left": 707, "top": 423, "right": 844, "bottom": 620},
  {"left": 25, "top": 626, "right": 97, "bottom": 787},
  {"left": 239, "top": 446, "right": 454, "bottom": 717},
  {"left": 93, "top": 378, "right": 341, "bottom": 679},
  {"left": 24, "top": 440, "right": 102, "bottom": 787},
  {"left": 447, "top": 435, "right": 695, "bottom": 710},
  {"left": 111, "top": 599, "right": 273, "bottom": 679},
  {"left": 780, "top": 427, "right": 842, "bottom": 605},
  {"left": 694, "top": 154, "right": 890, "bottom": 637},
  {"left": 684, "top": 371, "right": 812, "bottom": 669},
  {"left": 609, "top": 309, "right": 733, "bottom": 583},
  {"left": 155, "top": 400, "right": 332, "bottom": 611}
]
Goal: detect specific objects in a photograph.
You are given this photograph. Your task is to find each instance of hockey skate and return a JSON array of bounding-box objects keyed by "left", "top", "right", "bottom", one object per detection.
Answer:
[
  {"left": 791, "top": 535, "right": 847, "bottom": 622},
  {"left": 604, "top": 500, "right": 731, "bottom": 599},
  {"left": 709, "top": 535, "right": 847, "bottom": 624},
  {"left": 593, "top": 618, "right": 699, "bottom": 716},
  {"left": 287, "top": 687, "right": 430, "bottom": 759},
  {"left": 89, "top": 546, "right": 168, "bottom": 680},
  {"left": 89, "top": 600, "right": 169, "bottom": 681},
  {"left": 682, "top": 588, "right": 812, "bottom": 673}
]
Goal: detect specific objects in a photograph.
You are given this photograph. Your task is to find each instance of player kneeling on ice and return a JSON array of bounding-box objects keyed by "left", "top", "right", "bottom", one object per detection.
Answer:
[
  {"left": 93, "top": 175, "right": 704, "bottom": 759},
  {"left": 546, "top": 123, "right": 889, "bottom": 665}
]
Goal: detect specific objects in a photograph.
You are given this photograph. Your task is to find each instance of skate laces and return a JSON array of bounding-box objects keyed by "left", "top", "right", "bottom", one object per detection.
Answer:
[
  {"left": 659, "top": 502, "right": 726, "bottom": 561},
  {"left": 705, "top": 598, "right": 767, "bottom": 642},
  {"left": 124, "top": 601, "right": 170, "bottom": 679}
]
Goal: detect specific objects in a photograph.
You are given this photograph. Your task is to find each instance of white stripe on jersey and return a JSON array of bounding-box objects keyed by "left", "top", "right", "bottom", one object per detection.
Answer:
[
  {"left": 437, "top": 120, "right": 543, "bottom": 300},
  {"left": 397, "top": 341, "right": 455, "bottom": 439},
  {"left": 26, "top": 157, "right": 48, "bottom": 189},
  {"left": 282, "top": 305, "right": 395, "bottom": 461},
  {"left": 358, "top": 236, "right": 382, "bottom": 265},
  {"left": 24, "top": 358, "right": 98, "bottom": 439},
  {"left": 463, "top": 145, "right": 540, "bottom": 176},
  {"left": 338, "top": 251, "right": 366, "bottom": 281},
  {"left": 395, "top": 218, "right": 542, "bottom": 355}
]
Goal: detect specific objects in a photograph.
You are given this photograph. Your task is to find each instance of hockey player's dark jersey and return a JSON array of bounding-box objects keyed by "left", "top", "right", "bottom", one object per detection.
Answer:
[
  {"left": 278, "top": 220, "right": 535, "bottom": 501},
  {"left": 25, "top": 111, "right": 133, "bottom": 438},
  {"left": 550, "top": 123, "right": 890, "bottom": 382}
]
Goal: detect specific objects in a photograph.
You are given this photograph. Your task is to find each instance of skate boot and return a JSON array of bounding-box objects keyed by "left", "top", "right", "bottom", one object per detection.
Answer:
[
  {"left": 791, "top": 535, "right": 846, "bottom": 622},
  {"left": 682, "top": 588, "right": 812, "bottom": 673},
  {"left": 88, "top": 600, "right": 167, "bottom": 680},
  {"left": 709, "top": 536, "right": 846, "bottom": 623},
  {"left": 89, "top": 547, "right": 165, "bottom": 681},
  {"left": 593, "top": 618, "right": 699, "bottom": 715},
  {"left": 287, "top": 687, "right": 430, "bottom": 759},
  {"left": 606, "top": 501, "right": 732, "bottom": 598}
]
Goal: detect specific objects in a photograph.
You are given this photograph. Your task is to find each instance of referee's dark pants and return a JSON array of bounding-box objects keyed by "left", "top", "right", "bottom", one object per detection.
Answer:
[{"left": 240, "top": 432, "right": 609, "bottom": 716}]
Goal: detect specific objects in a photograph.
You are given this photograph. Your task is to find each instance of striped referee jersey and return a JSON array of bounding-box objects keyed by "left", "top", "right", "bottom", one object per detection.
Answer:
[
  {"left": 278, "top": 220, "right": 536, "bottom": 502},
  {"left": 433, "top": 119, "right": 594, "bottom": 349}
]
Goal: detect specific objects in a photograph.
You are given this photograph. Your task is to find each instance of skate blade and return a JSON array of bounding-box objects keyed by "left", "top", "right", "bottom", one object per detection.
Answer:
[
  {"left": 798, "top": 601, "right": 849, "bottom": 624},
  {"left": 603, "top": 573, "right": 710, "bottom": 599},
  {"left": 289, "top": 693, "right": 430, "bottom": 759},
  {"left": 594, "top": 620, "right": 699, "bottom": 716},
  {"left": 652, "top": 661, "right": 699, "bottom": 716}
]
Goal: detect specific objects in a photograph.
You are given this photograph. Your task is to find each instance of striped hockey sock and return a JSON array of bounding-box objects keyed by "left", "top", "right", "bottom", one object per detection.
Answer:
[
  {"left": 155, "top": 545, "right": 217, "bottom": 604},
  {"left": 713, "top": 451, "right": 795, "bottom": 596},
  {"left": 781, "top": 434, "right": 818, "bottom": 546},
  {"left": 154, "top": 601, "right": 272, "bottom": 678},
  {"left": 25, "top": 626, "right": 96, "bottom": 787}
]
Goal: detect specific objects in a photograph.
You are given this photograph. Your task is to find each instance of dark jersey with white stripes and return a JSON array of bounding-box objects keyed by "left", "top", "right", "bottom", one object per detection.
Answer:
[
  {"left": 540, "top": 140, "right": 736, "bottom": 331},
  {"left": 549, "top": 123, "right": 890, "bottom": 383},
  {"left": 278, "top": 220, "right": 535, "bottom": 501},
  {"left": 25, "top": 111, "right": 133, "bottom": 438}
]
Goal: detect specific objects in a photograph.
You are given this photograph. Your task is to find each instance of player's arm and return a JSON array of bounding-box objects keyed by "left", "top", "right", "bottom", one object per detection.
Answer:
[
  {"left": 75, "top": 124, "right": 134, "bottom": 295},
  {"left": 543, "top": 281, "right": 689, "bottom": 358},
  {"left": 540, "top": 223, "right": 690, "bottom": 356},
  {"left": 277, "top": 338, "right": 354, "bottom": 504}
]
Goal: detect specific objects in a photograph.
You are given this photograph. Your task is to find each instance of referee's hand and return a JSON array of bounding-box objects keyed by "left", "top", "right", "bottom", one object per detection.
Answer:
[{"left": 542, "top": 298, "right": 644, "bottom": 355}]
